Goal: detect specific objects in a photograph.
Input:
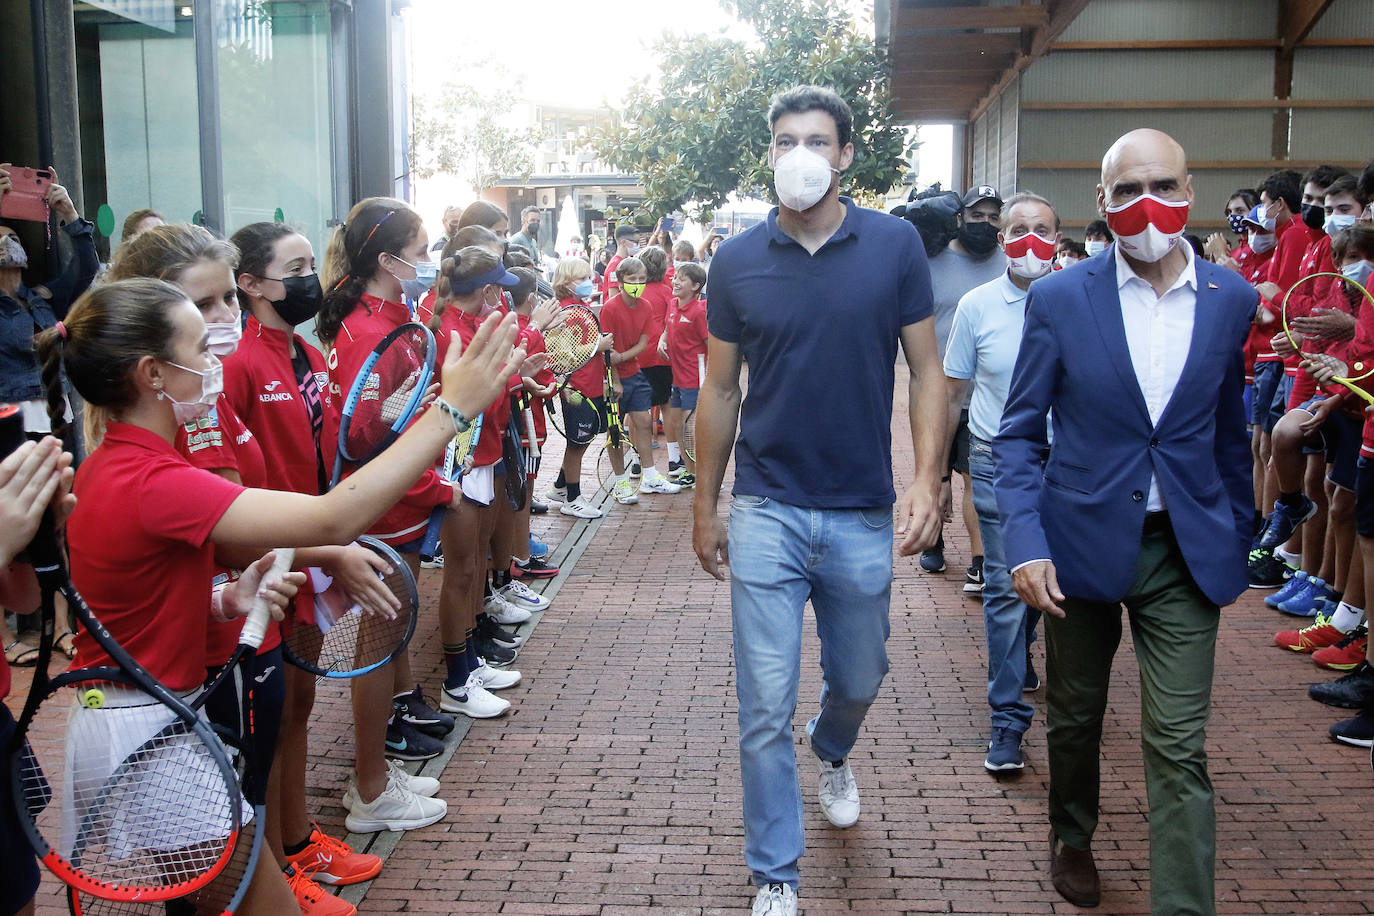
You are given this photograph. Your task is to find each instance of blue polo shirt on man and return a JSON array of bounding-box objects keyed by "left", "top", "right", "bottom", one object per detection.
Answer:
[
  {"left": 707, "top": 197, "right": 933, "bottom": 508},
  {"left": 943, "top": 270, "right": 1029, "bottom": 443}
]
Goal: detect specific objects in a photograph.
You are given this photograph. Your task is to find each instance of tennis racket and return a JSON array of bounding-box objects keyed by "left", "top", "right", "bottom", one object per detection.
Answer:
[
  {"left": 596, "top": 359, "right": 636, "bottom": 493},
  {"left": 681, "top": 353, "right": 705, "bottom": 464},
  {"left": 8, "top": 520, "right": 282, "bottom": 908},
  {"left": 1280, "top": 271, "right": 1374, "bottom": 406},
  {"left": 543, "top": 304, "right": 603, "bottom": 389},
  {"left": 502, "top": 396, "right": 529, "bottom": 510},
  {"left": 281, "top": 537, "right": 417, "bottom": 678},
  {"left": 328, "top": 322, "right": 436, "bottom": 488},
  {"left": 417, "top": 411, "right": 484, "bottom": 558}
]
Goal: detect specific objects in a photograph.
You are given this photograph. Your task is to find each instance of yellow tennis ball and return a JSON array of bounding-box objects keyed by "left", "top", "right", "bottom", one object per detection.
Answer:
[{"left": 82, "top": 688, "right": 105, "bottom": 709}]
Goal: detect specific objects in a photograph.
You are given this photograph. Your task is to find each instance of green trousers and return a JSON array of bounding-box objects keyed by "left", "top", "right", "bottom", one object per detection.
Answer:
[{"left": 1044, "top": 515, "right": 1218, "bottom": 916}]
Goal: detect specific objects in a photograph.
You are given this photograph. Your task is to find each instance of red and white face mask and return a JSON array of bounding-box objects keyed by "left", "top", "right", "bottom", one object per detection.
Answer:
[
  {"left": 1105, "top": 193, "right": 1189, "bottom": 263},
  {"left": 1002, "top": 231, "right": 1057, "bottom": 279}
]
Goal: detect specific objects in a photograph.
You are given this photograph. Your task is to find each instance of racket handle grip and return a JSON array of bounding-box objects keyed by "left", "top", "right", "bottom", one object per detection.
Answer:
[
  {"left": 241, "top": 548, "right": 296, "bottom": 649},
  {"left": 698, "top": 353, "right": 706, "bottom": 388}
]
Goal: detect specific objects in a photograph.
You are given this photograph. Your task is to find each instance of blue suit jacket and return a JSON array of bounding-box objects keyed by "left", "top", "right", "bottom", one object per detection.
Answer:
[{"left": 992, "top": 248, "right": 1258, "bottom": 607}]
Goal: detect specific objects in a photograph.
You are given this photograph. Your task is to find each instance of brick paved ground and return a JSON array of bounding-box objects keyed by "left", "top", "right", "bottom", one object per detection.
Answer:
[{"left": 16, "top": 364, "right": 1374, "bottom": 914}]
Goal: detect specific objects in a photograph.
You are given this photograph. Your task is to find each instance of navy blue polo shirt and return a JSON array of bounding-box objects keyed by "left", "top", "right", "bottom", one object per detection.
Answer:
[{"left": 708, "top": 198, "right": 933, "bottom": 508}]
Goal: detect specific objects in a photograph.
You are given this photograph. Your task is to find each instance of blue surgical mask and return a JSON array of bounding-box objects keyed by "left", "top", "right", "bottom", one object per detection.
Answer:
[
  {"left": 1084, "top": 239, "right": 1107, "bottom": 257},
  {"left": 1342, "top": 259, "right": 1374, "bottom": 288},
  {"left": 391, "top": 256, "right": 437, "bottom": 300},
  {"left": 573, "top": 279, "right": 595, "bottom": 299},
  {"left": 1326, "top": 213, "right": 1358, "bottom": 238}
]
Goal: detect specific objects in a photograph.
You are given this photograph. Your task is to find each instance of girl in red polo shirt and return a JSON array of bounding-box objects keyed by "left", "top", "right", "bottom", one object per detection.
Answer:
[
  {"left": 316, "top": 197, "right": 457, "bottom": 828},
  {"left": 35, "top": 277, "right": 521, "bottom": 914},
  {"left": 424, "top": 245, "right": 525, "bottom": 719}
]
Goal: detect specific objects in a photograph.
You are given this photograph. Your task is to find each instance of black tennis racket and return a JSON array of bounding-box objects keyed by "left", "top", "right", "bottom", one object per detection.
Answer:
[
  {"left": 417, "top": 411, "right": 484, "bottom": 557},
  {"left": 281, "top": 537, "right": 417, "bottom": 679},
  {"left": 328, "top": 322, "right": 436, "bottom": 488},
  {"left": 7, "top": 519, "right": 283, "bottom": 909},
  {"left": 502, "top": 396, "right": 529, "bottom": 510}
]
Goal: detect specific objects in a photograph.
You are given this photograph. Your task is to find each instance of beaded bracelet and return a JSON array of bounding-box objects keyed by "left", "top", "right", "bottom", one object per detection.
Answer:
[{"left": 435, "top": 397, "right": 472, "bottom": 434}]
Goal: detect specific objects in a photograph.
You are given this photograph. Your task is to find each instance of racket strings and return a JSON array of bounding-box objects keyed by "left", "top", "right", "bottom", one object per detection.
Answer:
[
  {"left": 341, "top": 331, "right": 432, "bottom": 460},
  {"left": 542, "top": 309, "right": 600, "bottom": 375},
  {"left": 21, "top": 690, "right": 238, "bottom": 895},
  {"left": 681, "top": 410, "right": 698, "bottom": 461},
  {"left": 285, "top": 565, "right": 417, "bottom": 676}
]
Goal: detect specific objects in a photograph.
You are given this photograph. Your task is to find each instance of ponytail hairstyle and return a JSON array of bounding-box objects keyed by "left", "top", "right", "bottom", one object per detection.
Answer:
[
  {"left": 318, "top": 197, "right": 423, "bottom": 344},
  {"left": 638, "top": 245, "right": 668, "bottom": 283},
  {"left": 36, "top": 279, "right": 185, "bottom": 450},
  {"left": 229, "top": 222, "right": 297, "bottom": 309},
  {"left": 106, "top": 222, "right": 239, "bottom": 284},
  {"left": 430, "top": 245, "right": 499, "bottom": 333}
]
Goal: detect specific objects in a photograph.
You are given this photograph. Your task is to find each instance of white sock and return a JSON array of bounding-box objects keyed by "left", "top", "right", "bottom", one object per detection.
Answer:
[
  {"left": 1330, "top": 601, "right": 1366, "bottom": 632},
  {"left": 667, "top": 442, "right": 681, "bottom": 462}
]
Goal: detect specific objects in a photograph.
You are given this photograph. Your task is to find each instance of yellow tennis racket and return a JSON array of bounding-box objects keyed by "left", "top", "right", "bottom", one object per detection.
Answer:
[{"left": 1280, "top": 270, "right": 1374, "bottom": 406}]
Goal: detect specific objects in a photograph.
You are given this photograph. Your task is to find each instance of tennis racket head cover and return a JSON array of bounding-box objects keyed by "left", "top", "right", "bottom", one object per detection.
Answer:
[
  {"left": 337, "top": 322, "right": 436, "bottom": 465},
  {"left": 282, "top": 537, "right": 418, "bottom": 678},
  {"left": 542, "top": 304, "right": 602, "bottom": 377}
]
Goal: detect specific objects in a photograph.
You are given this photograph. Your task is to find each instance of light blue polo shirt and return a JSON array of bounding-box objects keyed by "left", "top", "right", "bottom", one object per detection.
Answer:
[{"left": 943, "top": 270, "right": 1029, "bottom": 443}]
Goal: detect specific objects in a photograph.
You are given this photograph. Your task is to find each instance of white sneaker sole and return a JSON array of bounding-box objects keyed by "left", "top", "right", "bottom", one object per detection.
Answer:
[
  {"left": 485, "top": 605, "right": 532, "bottom": 625},
  {"left": 345, "top": 802, "right": 447, "bottom": 833},
  {"left": 560, "top": 506, "right": 604, "bottom": 518},
  {"left": 474, "top": 668, "right": 522, "bottom": 690},
  {"left": 818, "top": 799, "right": 859, "bottom": 828},
  {"left": 439, "top": 691, "right": 510, "bottom": 718}
]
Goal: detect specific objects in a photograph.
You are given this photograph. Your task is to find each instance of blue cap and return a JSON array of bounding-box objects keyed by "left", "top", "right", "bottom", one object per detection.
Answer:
[{"left": 1242, "top": 204, "right": 1266, "bottom": 228}]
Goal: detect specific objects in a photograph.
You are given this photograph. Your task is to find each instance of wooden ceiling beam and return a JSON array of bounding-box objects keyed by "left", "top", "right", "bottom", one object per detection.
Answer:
[
  {"left": 892, "top": 2, "right": 1048, "bottom": 32},
  {"left": 1279, "top": 0, "right": 1335, "bottom": 53}
]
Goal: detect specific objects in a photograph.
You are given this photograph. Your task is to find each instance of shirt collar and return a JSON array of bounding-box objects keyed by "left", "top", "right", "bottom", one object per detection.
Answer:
[
  {"left": 1113, "top": 238, "right": 1197, "bottom": 294},
  {"left": 102, "top": 420, "right": 181, "bottom": 456},
  {"left": 999, "top": 270, "right": 1030, "bottom": 304},
  {"left": 766, "top": 197, "right": 859, "bottom": 248}
]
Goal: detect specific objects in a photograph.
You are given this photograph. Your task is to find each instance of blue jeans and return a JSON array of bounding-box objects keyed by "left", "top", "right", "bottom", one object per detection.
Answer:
[
  {"left": 728, "top": 494, "right": 894, "bottom": 889},
  {"left": 969, "top": 436, "right": 1039, "bottom": 733}
]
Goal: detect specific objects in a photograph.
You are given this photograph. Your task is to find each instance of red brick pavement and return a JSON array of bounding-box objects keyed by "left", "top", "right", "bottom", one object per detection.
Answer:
[{"left": 14, "top": 366, "right": 1374, "bottom": 915}]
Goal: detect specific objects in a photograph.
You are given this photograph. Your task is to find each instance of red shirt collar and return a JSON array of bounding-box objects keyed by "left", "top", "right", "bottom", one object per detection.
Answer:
[{"left": 101, "top": 420, "right": 181, "bottom": 456}]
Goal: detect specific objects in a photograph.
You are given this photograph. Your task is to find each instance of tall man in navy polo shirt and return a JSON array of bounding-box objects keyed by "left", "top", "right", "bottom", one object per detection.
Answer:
[{"left": 692, "top": 85, "right": 945, "bottom": 916}]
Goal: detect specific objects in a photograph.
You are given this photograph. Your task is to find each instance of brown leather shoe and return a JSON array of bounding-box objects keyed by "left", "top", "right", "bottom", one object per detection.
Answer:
[{"left": 1049, "top": 829, "right": 1100, "bottom": 908}]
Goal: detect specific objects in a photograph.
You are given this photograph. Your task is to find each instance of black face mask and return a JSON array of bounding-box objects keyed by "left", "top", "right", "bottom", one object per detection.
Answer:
[
  {"left": 958, "top": 221, "right": 1001, "bottom": 257},
  {"left": 525, "top": 223, "right": 539, "bottom": 237},
  {"left": 268, "top": 274, "right": 323, "bottom": 326},
  {"left": 1300, "top": 203, "right": 1325, "bottom": 232},
  {"left": 1227, "top": 213, "right": 1246, "bottom": 236}
]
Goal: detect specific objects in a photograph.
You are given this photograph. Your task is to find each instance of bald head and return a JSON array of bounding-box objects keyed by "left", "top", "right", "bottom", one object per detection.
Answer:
[{"left": 1097, "top": 128, "right": 1193, "bottom": 216}]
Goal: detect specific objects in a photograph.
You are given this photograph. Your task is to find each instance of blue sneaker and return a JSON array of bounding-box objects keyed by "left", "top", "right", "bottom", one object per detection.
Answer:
[
  {"left": 528, "top": 534, "right": 549, "bottom": 559},
  {"left": 1265, "top": 569, "right": 1310, "bottom": 608},
  {"left": 984, "top": 727, "right": 1025, "bottom": 772},
  {"left": 1278, "top": 576, "right": 1335, "bottom": 617},
  {"left": 1255, "top": 495, "right": 1318, "bottom": 550}
]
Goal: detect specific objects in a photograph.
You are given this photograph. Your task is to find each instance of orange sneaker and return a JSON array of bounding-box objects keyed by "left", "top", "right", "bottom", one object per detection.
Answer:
[
  {"left": 286, "top": 824, "right": 383, "bottom": 886},
  {"left": 284, "top": 863, "right": 357, "bottom": 916},
  {"left": 1312, "top": 626, "right": 1369, "bottom": 671},
  {"left": 1274, "top": 614, "right": 1349, "bottom": 653}
]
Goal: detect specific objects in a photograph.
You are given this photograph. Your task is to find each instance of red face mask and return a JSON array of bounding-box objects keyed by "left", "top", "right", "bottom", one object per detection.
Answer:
[
  {"left": 1002, "top": 231, "right": 1057, "bottom": 280},
  {"left": 1105, "top": 194, "right": 1190, "bottom": 262}
]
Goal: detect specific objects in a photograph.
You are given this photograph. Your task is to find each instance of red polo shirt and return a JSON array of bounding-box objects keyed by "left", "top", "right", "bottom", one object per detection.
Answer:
[
  {"left": 600, "top": 293, "right": 654, "bottom": 380},
  {"left": 665, "top": 295, "right": 708, "bottom": 387},
  {"left": 69, "top": 423, "right": 244, "bottom": 691},
  {"left": 636, "top": 280, "right": 672, "bottom": 370},
  {"left": 433, "top": 303, "right": 520, "bottom": 468}
]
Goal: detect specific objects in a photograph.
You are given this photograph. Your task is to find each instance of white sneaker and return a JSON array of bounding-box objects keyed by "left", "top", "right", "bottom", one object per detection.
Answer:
[
  {"left": 499, "top": 579, "right": 550, "bottom": 612},
  {"left": 640, "top": 472, "right": 681, "bottom": 494},
  {"left": 817, "top": 759, "right": 860, "bottom": 828},
  {"left": 559, "top": 495, "right": 604, "bottom": 519},
  {"left": 612, "top": 478, "right": 639, "bottom": 505},
  {"left": 751, "top": 883, "right": 798, "bottom": 916},
  {"left": 546, "top": 484, "right": 568, "bottom": 503},
  {"left": 386, "top": 759, "right": 440, "bottom": 798},
  {"left": 343, "top": 777, "right": 447, "bottom": 832},
  {"left": 471, "top": 660, "right": 521, "bottom": 690},
  {"left": 419, "top": 553, "right": 444, "bottom": 569},
  {"left": 439, "top": 674, "right": 510, "bottom": 718},
  {"left": 483, "top": 591, "right": 532, "bottom": 625}
]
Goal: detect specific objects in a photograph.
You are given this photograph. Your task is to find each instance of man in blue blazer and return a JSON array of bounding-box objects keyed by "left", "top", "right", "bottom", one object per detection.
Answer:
[{"left": 993, "top": 129, "right": 1256, "bottom": 916}]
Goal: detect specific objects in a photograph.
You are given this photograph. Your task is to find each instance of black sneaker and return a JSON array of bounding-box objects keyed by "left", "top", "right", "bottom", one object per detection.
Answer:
[
  {"left": 920, "top": 534, "right": 946, "bottom": 573},
  {"left": 385, "top": 716, "right": 444, "bottom": 761},
  {"left": 393, "top": 684, "right": 455, "bottom": 738},
  {"left": 1329, "top": 710, "right": 1374, "bottom": 748},
  {"left": 1247, "top": 547, "right": 1291, "bottom": 589},
  {"left": 511, "top": 556, "right": 559, "bottom": 580},
  {"left": 667, "top": 460, "right": 684, "bottom": 479},
  {"left": 529, "top": 498, "right": 549, "bottom": 515},
  {"left": 1023, "top": 646, "right": 1040, "bottom": 693},
  {"left": 1310, "top": 661, "right": 1374, "bottom": 709},
  {"left": 475, "top": 614, "right": 523, "bottom": 647},
  {"left": 629, "top": 461, "right": 642, "bottom": 479},
  {"left": 474, "top": 636, "right": 518, "bottom": 666},
  {"left": 963, "top": 556, "right": 985, "bottom": 594},
  {"left": 676, "top": 472, "right": 695, "bottom": 489}
]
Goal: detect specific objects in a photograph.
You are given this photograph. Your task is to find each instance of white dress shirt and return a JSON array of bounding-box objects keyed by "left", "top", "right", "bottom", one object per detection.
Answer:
[{"left": 1115, "top": 242, "right": 1198, "bottom": 512}]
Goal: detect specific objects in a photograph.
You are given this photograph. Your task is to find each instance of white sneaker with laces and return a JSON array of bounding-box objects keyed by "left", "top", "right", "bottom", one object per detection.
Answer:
[
  {"left": 471, "top": 660, "right": 521, "bottom": 690},
  {"left": 385, "top": 759, "right": 440, "bottom": 798},
  {"left": 751, "top": 883, "right": 798, "bottom": 916},
  {"left": 559, "top": 495, "right": 604, "bottom": 518},
  {"left": 439, "top": 674, "right": 511, "bottom": 718},
  {"left": 817, "top": 758, "right": 860, "bottom": 827},
  {"left": 483, "top": 591, "right": 532, "bottom": 625},
  {"left": 640, "top": 472, "right": 681, "bottom": 494},
  {"left": 343, "top": 777, "right": 447, "bottom": 832},
  {"left": 499, "top": 578, "right": 551, "bottom": 611},
  {"left": 612, "top": 478, "right": 640, "bottom": 505},
  {"left": 546, "top": 484, "right": 568, "bottom": 503}
]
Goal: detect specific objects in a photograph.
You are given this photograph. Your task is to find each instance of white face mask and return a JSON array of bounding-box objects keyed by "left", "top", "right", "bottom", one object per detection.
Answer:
[
  {"left": 1342, "top": 259, "right": 1374, "bottom": 288},
  {"left": 1249, "top": 231, "right": 1277, "bottom": 254},
  {"left": 1326, "top": 213, "right": 1358, "bottom": 238},
  {"left": 160, "top": 357, "right": 224, "bottom": 424},
  {"left": 1258, "top": 203, "right": 1278, "bottom": 232},
  {"left": 772, "top": 145, "right": 839, "bottom": 212},
  {"left": 1084, "top": 239, "right": 1107, "bottom": 257},
  {"left": 1003, "top": 231, "right": 1057, "bottom": 280},
  {"left": 205, "top": 321, "right": 242, "bottom": 359}
]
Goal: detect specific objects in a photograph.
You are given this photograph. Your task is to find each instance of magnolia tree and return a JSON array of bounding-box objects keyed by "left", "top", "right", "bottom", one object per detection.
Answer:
[{"left": 594, "top": 0, "right": 914, "bottom": 222}]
